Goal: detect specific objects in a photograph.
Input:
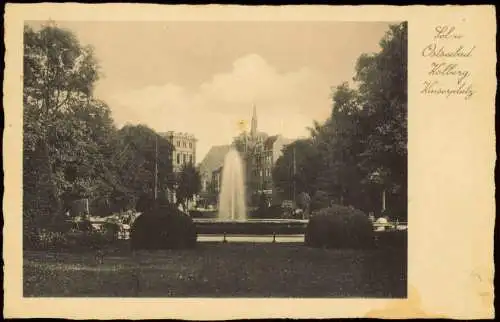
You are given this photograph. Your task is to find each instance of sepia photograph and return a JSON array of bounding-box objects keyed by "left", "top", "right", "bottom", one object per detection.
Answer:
[
  {"left": 3, "top": 3, "right": 497, "bottom": 319},
  {"left": 21, "top": 19, "right": 408, "bottom": 298}
]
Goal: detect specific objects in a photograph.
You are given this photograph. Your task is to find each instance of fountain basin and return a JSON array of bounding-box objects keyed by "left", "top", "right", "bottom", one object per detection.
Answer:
[{"left": 193, "top": 218, "right": 308, "bottom": 235}]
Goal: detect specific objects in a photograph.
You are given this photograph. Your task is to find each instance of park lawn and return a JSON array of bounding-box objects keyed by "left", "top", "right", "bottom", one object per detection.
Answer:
[{"left": 24, "top": 243, "right": 406, "bottom": 298}]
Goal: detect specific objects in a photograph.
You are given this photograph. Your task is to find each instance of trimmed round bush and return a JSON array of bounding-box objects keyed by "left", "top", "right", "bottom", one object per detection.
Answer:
[
  {"left": 130, "top": 205, "right": 197, "bottom": 250},
  {"left": 305, "top": 205, "right": 374, "bottom": 249},
  {"left": 135, "top": 193, "right": 156, "bottom": 213}
]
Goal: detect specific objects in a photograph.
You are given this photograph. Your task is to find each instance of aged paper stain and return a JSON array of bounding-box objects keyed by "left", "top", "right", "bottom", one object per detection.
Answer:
[
  {"left": 365, "top": 285, "right": 446, "bottom": 318},
  {"left": 471, "top": 267, "right": 495, "bottom": 312}
]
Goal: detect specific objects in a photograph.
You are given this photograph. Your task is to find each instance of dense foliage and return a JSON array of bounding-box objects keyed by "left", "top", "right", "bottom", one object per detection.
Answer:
[
  {"left": 375, "top": 230, "right": 407, "bottom": 249},
  {"left": 24, "top": 225, "right": 115, "bottom": 251},
  {"left": 23, "top": 23, "right": 176, "bottom": 236},
  {"left": 176, "top": 163, "right": 202, "bottom": 212},
  {"left": 273, "top": 23, "right": 407, "bottom": 220},
  {"left": 305, "top": 205, "right": 374, "bottom": 249},
  {"left": 249, "top": 205, "right": 284, "bottom": 219},
  {"left": 310, "top": 190, "right": 331, "bottom": 212},
  {"left": 130, "top": 206, "right": 197, "bottom": 250}
]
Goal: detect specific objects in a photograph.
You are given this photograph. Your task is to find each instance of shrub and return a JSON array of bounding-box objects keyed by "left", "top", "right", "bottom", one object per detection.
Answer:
[
  {"left": 258, "top": 193, "right": 268, "bottom": 209},
  {"left": 375, "top": 230, "right": 407, "bottom": 249},
  {"left": 381, "top": 208, "right": 407, "bottom": 222},
  {"left": 24, "top": 228, "right": 40, "bottom": 250},
  {"left": 189, "top": 209, "right": 202, "bottom": 218},
  {"left": 305, "top": 205, "right": 374, "bottom": 249},
  {"left": 24, "top": 229, "right": 69, "bottom": 251},
  {"left": 65, "top": 230, "right": 110, "bottom": 251},
  {"left": 136, "top": 193, "right": 156, "bottom": 213},
  {"left": 130, "top": 205, "right": 197, "bottom": 250},
  {"left": 51, "top": 220, "right": 74, "bottom": 233},
  {"left": 68, "top": 219, "right": 94, "bottom": 232},
  {"left": 296, "top": 192, "right": 311, "bottom": 211},
  {"left": 102, "top": 222, "right": 120, "bottom": 241},
  {"left": 310, "top": 190, "right": 331, "bottom": 211},
  {"left": 267, "top": 205, "right": 285, "bottom": 218},
  {"left": 189, "top": 210, "right": 217, "bottom": 219},
  {"left": 25, "top": 225, "right": 116, "bottom": 252},
  {"left": 250, "top": 204, "right": 284, "bottom": 219}
]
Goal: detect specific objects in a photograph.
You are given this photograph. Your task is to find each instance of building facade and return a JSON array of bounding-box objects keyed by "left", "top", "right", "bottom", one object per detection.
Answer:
[
  {"left": 211, "top": 166, "right": 223, "bottom": 195},
  {"left": 161, "top": 131, "right": 197, "bottom": 205},
  {"left": 163, "top": 131, "right": 197, "bottom": 173},
  {"left": 198, "top": 145, "right": 231, "bottom": 193},
  {"left": 232, "top": 106, "right": 293, "bottom": 206}
]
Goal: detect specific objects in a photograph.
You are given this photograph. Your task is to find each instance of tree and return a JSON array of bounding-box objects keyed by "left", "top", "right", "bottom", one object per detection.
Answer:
[
  {"left": 310, "top": 190, "right": 331, "bottom": 212},
  {"left": 111, "top": 125, "right": 174, "bottom": 207},
  {"left": 24, "top": 22, "right": 103, "bottom": 226},
  {"left": 271, "top": 22, "right": 407, "bottom": 218},
  {"left": 314, "top": 83, "right": 368, "bottom": 206},
  {"left": 354, "top": 22, "right": 408, "bottom": 217},
  {"left": 23, "top": 23, "right": 177, "bottom": 229},
  {"left": 258, "top": 192, "right": 268, "bottom": 210},
  {"left": 176, "top": 163, "right": 202, "bottom": 213},
  {"left": 272, "top": 139, "right": 321, "bottom": 201}
]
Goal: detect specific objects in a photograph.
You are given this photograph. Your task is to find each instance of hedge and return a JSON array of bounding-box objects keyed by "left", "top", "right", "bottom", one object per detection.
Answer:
[
  {"left": 249, "top": 205, "right": 284, "bottom": 219},
  {"left": 23, "top": 228, "right": 112, "bottom": 251},
  {"left": 305, "top": 205, "right": 374, "bottom": 249},
  {"left": 130, "top": 205, "right": 197, "bottom": 250},
  {"left": 375, "top": 230, "right": 407, "bottom": 249}
]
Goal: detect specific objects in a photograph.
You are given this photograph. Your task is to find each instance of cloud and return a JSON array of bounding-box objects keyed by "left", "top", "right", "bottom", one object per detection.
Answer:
[{"left": 106, "top": 53, "right": 332, "bottom": 161}]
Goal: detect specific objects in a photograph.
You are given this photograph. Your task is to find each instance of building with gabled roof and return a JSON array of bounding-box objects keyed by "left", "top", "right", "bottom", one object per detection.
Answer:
[
  {"left": 198, "top": 144, "right": 232, "bottom": 193},
  {"left": 231, "top": 106, "right": 294, "bottom": 205}
]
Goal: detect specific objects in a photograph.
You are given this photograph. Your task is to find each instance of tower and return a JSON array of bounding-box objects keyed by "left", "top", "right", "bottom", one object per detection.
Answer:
[{"left": 250, "top": 104, "right": 257, "bottom": 138}]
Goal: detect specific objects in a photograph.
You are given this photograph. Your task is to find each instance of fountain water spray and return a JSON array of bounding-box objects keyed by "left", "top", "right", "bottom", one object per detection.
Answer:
[{"left": 218, "top": 149, "right": 247, "bottom": 221}]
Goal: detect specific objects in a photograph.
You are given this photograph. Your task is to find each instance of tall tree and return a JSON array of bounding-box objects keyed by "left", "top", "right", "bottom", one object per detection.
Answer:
[
  {"left": 270, "top": 22, "right": 407, "bottom": 217},
  {"left": 23, "top": 22, "right": 102, "bottom": 224},
  {"left": 111, "top": 125, "right": 175, "bottom": 207},
  {"left": 273, "top": 139, "right": 321, "bottom": 200},
  {"left": 315, "top": 83, "right": 367, "bottom": 205},
  {"left": 354, "top": 22, "right": 408, "bottom": 217}
]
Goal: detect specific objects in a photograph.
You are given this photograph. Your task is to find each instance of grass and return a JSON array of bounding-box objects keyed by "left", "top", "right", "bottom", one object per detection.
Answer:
[{"left": 24, "top": 243, "right": 406, "bottom": 298}]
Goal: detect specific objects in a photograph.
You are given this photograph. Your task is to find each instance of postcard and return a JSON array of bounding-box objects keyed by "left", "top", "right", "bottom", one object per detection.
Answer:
[{"left": 3, "top": 4, "right": 496, "bottom": 319}]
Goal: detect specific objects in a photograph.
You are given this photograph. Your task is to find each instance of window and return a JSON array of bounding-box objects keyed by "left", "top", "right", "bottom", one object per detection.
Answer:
[
  {"left": 189, "top": 142, "right": 192, "bottom": 149},
  {"left": 176, "top": 153, "right": 180, "bottom": 164},
  {"left": 183, "top": 141, "right": 187, "bottom": 148},
  {"left": 183, "top": 154, "right": 187, "bottom": 164},
  {"left": 176, "top": 141, "right": 180, "bottom": 147}
]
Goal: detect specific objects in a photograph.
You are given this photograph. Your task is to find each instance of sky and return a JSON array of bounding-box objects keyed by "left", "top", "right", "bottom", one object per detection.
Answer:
[{"left": 29, "top": 21, "right": 392, "bottom": 161}]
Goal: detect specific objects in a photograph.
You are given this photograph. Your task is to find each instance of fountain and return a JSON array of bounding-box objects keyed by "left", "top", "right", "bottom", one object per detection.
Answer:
[
  {"left": 218, "top": 149, "right": 247, "bottom": 221},
  {"left": 192, "top": 148, "right": 308, "bottom": 237}
]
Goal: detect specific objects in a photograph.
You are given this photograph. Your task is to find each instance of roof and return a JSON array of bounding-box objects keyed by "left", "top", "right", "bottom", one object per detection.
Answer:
[
  {"left": 264, "top": 135, "right": 280, "bottom": 150},
  {"left": 198, "top": 145, "right": 231, "bottom": 177},
  {"left": 160, "top": 132, "right": 197, "bottom": 143}
]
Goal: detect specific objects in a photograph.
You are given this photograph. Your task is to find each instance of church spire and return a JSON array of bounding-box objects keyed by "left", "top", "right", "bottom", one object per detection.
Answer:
[{"left": 251, "top": 104, "right": 257, "bottom": 137}]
